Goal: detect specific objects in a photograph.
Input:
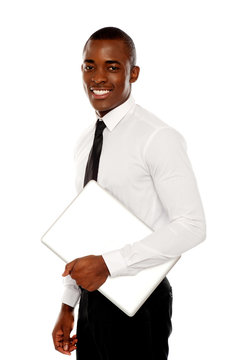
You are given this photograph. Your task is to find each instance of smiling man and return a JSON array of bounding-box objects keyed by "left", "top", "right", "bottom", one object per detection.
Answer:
[
  {"left": 82, "top": 39, "right": 138, "bottom": 116},
  {"left": 52, "top": 27, "right": 206, "bottom": 360}
]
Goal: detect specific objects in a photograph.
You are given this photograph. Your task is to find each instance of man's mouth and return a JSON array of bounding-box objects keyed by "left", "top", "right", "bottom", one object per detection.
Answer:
[{"left": 90, "top": 88, "right": 112, "bottom": 99}]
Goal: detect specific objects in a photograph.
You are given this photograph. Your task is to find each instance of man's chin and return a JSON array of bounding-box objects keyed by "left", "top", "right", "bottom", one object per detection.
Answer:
[{"left": 89, "top": 99, "right": 115, "bottom": 116}]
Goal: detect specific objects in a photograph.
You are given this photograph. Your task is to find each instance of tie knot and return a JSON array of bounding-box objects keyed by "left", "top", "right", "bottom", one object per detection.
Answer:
[{"left": 96, "top": 119, "right": 106, "bottom": 134}]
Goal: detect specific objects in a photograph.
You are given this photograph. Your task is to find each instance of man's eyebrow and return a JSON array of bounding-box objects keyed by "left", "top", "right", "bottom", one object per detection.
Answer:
[
  {"left": 83, "top": 59, "right": 122, "bottom": 65},
  {"left": 105, "top": 60, "right": 121, "bottom": 65},
  {"left": 84, "top": 59, "right": 95, "bottom": 63}
]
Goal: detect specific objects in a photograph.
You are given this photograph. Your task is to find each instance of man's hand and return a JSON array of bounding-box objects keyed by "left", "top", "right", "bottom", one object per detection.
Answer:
[
  {"left": 62, "top": 255, "right": 110, "bottom": 292},
  {"left": 52, "top": 304, "right": 77, "bottom": 356}
]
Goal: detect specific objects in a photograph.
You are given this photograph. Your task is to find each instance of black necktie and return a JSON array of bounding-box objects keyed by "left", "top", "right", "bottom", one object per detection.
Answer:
[{"left": 83, "top": 119, "right": 106, "bottom": 187}]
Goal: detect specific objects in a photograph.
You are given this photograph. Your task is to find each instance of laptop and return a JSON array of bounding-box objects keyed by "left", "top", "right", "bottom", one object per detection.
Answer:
[{"left": 41, "top": 180, "right": 180, "bottom": 316}]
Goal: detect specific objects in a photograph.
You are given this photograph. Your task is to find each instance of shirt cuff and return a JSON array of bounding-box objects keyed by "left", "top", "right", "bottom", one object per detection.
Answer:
[
  {"left": 102, "top": 249, "right": 128, "bottom": 277},
  {"left": 62, "top": 287, "right": 81, "bottom": 308},
  {"left": 62, "top": 276, "right": 81, "bottom": 308}
]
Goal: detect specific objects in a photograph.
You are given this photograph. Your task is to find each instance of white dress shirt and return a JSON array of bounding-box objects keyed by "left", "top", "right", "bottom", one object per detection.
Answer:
[{"left": 62, "top": 96, "right": 206, "bottom": 307}]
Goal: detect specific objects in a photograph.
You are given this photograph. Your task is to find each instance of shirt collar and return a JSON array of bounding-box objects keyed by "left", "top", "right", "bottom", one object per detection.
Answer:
[{"left": 96, "top": 96, "right": 135, "bottom": 131}]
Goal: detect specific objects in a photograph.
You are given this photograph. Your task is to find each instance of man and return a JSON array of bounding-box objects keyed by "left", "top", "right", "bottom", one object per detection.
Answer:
[{"left": 52, "top": 27, "right": 206, "bottom": 359}]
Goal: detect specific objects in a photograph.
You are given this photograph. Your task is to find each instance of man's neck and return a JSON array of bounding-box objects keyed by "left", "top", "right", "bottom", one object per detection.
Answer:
[{"left": 95, "top": 95, "right": 131, "bottom": 119}]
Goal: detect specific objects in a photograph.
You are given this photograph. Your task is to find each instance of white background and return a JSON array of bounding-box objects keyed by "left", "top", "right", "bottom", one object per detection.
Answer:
[{"left": 0, "top": 0, "right": 239, "bottom": 359}]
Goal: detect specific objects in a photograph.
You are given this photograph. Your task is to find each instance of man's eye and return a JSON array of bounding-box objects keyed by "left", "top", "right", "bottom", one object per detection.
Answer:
[
  {"left": 109, "top": 66, "right": 119, "bottom": 71},
  {"left": 85, "top": 65, "right": 94, "bottom": 71}
]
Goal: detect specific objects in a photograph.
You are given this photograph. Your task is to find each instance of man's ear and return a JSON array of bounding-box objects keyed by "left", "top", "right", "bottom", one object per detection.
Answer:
[{"left": 130, "top": 66, "right": 140, "bottom": 83}]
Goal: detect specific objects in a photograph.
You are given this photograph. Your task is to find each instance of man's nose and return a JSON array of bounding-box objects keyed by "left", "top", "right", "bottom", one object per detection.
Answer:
[{"left": 92, "top": 69, "right": 107, "bottom": 84}]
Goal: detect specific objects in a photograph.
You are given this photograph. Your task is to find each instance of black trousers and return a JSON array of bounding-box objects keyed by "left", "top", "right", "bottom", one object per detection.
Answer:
[{"left": 76, "top": 277, "right": 173, "bottom": 360}]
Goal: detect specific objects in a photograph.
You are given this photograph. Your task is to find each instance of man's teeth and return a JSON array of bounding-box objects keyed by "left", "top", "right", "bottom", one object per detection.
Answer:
[{"left": 93, "top": 90, "right": 110, "bottom": 95}]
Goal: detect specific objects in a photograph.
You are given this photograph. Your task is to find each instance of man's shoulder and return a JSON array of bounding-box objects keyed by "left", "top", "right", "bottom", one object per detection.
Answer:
[
  {"left": 133, "top": 103, "right": 170, "bottom": 131},
  {"left": 132, "top": 103, "right": 186, "bottom": 148}
]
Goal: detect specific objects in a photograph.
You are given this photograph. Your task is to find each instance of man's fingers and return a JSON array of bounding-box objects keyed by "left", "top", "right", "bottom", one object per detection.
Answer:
[
  {"left": 55, "top": 346, "right": 71, "bottom": 355},
  {"left": 53, "top": 330, "right": 77, "bottom": 355},
  {"left": 53, "top": 332, "right": 71, "bottom": 355},
  {"left": 53, "top": 329, "right": 63, "bottom": 348},
  {"left": 62, "top": 259, "right": 78, "bottom": 277},
  {"left": 68, "top": 339, "right": 78, "bottom": 352},
  {"left": 69, "top": 345, "right": 77, "bottom": 352},
  {"left": 54, "top": 329, "right": 64, "bottom": 340},
  {"left": 70, "top": 335, "right": 78, "bottom": 346}
]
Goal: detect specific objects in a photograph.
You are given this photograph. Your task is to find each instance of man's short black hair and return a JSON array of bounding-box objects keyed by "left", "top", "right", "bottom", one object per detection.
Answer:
[{"left": 83, "top": 27, "right": 136, "bottom": 67}]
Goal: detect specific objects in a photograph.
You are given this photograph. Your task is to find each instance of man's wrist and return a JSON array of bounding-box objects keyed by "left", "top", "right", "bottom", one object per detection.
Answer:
[
  {"left": 100, "top": 255, "right": 110, "bottom": 276},
  {"left": 61, "top": 303, "right": 74, "bottom": 313}
]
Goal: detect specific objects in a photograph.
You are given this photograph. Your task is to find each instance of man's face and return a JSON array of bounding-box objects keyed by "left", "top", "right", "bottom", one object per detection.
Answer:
[{"left": 82, "top": 39, "right": 139, "bottom": 117}]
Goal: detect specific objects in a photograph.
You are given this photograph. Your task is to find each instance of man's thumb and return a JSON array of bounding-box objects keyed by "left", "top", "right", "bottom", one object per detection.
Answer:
[
  {"left": 63, "top": 329, "right": 70, "bottom": 351},
  {"left": 62, "top": 259, "right": 77, "bottom": 277}
]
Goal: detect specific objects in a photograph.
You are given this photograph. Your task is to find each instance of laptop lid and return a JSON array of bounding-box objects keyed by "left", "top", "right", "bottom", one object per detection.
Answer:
[{"left": 41, "top": 180, "right": 180, "bottom": 316}]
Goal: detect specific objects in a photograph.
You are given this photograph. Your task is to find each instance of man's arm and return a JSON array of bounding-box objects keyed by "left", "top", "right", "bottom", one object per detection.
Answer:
[
  {"left": 102, "top": 127, "right": 206, "bottom": 277},
  {"left": 63, "top": 127, "right": 206, "bottom": 287},
  {"left": 52, "top": 276, "right": 81, "bottom": 355}
]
